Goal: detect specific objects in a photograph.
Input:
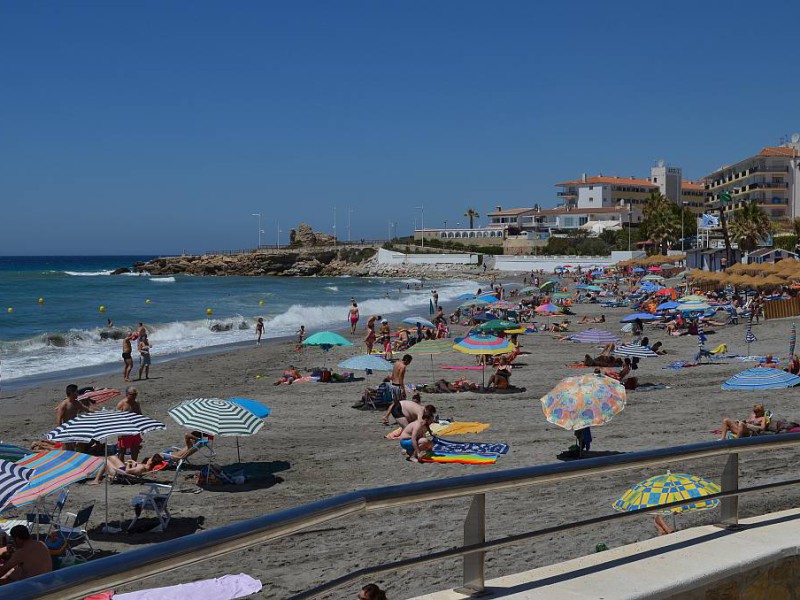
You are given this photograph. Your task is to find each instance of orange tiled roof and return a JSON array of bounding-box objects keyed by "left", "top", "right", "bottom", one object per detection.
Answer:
[
  {"left": 555, "top": 176, "right": 658, "bottom": 188},
  {"left": 758, "top": 146, "right": 799, "bottom": 157},
  {"left": 681, "top": 180, "right": 706, "bottom": 191}
]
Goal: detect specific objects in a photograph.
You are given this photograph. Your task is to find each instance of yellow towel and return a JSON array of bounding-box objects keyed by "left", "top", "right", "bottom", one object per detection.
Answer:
[
  {"left": 386, "top": 422, "right": 448, "bottom": 440},
  {"left": 710, "top": 343, "right": 728, "bottom": 355},
  {"left": 437, "top": 422, "right": 491, "bottom": 436}
]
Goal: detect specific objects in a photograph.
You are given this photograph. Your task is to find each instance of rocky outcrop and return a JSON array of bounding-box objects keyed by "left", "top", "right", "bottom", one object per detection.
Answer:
[{"left": 293, "top": 223, "right": 337, "bottom": 247}]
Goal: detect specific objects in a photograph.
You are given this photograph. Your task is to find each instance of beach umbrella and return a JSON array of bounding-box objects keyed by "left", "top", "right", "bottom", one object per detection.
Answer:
[
  {"left": 473, "top": 319, "right": 518, "bottom": 334},
  {"left": 535, "top": 302, "right": 561, "bottom": 314},
  {"left": 302, "top": 331, "right": 353, "bottom": 350},
  {"left": 228, "top": 398, "right": 272, "bottom": 462},
  {"left": 679, "top": 294, "right": 706, "bottom": 302},
  {"left": 642, "top": 274, "right": 665, "bottom": 282},
  {"left": 790, "top": 323, "right": 797, "bottom": 358},
  {"left": 647, "top": 266, "right": 663, "bottom": 272},
  {"left": 453, "top": 335, "right": 515, "bottom": 386},
  {"left": 406, "top": 338, "right": 454, "bottom": 380},
  {"left": 613, "top": 471, "right": 720, "bottom": 516},
  {"left": 521, "top": 286, "right": 539, "bottom": 295},
  {"left": 402, "top": 316, "right": 434, "bottom": 328},
  {"left": 477, "top": 293, "right": 499, "bottom": 301},
  {"left": 613, "top": 344, "right": 659, "bottom": 359},
  {"left": 77, "top": 388, "right": 121, "bottom": 406},
  {"left": 655, "top": 288, "right": 678, "bottom": 297},
  {"left": 584, "top": 285, "right": 603, "bottom": 292},
  {"left": 677, "top": 301, "right": 711, "bottom": 313},
  {"left": 539, "top": 281, "right": 556, "bottom": 292},
  {"left": 456, "top": 293, "right": 476, "bottom": 301},
  {"left": 632, "top": 267, "right": 646, "bottom": 274},
  {"left": 551, "top": 292, "right": 571, "bottom": 299},
  {"left": 45, "top": 409, "right": 166, "bottom": 533},
  {"left": 472, "top": 313, "right": 495, "bottom": 322},
  {"left": 540, "top": 374, "right": 626, "bottom": 431},
  {"left": 504, "top": 327, "right": 526, "bottom": 335},
  {"left": 620, "top": 313, "right": 659, "bottom": 323},
  {"left": 745, "top": 314, "right": 757, "bottom": 354},
  {"left": 0, "top": 459, "right": 33, "bottom": 513},
  {"left": 8, "top": 450, "right": 104, "bottom": 509},
  {"left": 0, "top": 442, "right": 30, "bottom": 463},
  {"left": 338, "top": 354, "right": 393, "bottom": 372},
  {"left": 488, "top": 300, "right": 519, "bottom": 310},
  {"left": 721, "top": 368, "right": 800, "bottom": 390},
  {"left": 169, "top": 398, "right": 264, "bottom": 437},
  {"left": 458, "top": 298, "right": 490, "bottom": 309},
  {"left": 568, "top": 328, "right": 620, "bottom": 344}
]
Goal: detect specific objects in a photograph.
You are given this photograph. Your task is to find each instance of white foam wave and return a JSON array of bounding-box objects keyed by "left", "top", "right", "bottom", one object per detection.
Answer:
[
  {"left": 63, "top": 270, "right": 114, "bottom": 277},
  {"left": 150, "top": 277, "right": 175, "bottom": 283},
  {"left": 324, "top": 285, "right": 339, "bottom": 291}
]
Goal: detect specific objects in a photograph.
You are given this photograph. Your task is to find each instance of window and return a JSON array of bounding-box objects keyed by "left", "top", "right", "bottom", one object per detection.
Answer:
[{"left": 589, "top": 186, "right": 593, "bottom": 190}]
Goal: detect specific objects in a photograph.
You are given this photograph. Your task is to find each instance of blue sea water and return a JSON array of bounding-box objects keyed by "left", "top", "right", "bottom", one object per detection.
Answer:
[{"left": 0, "top": 256, "right": 477, "bottom": 383}]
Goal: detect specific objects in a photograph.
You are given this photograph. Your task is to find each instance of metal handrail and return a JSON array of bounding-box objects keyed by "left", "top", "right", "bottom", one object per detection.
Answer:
[{"left": 8, "top": 434, "right": 800, "bottom": 600}]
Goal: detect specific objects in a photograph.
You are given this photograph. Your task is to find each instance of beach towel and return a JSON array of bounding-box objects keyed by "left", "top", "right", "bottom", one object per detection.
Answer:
[
  {"left": 115, "top": 574, "right": 262, "bottom": 600},
  {"left": 441, "top": 365, "right": 485, "bottom": 371},
  {"left": 632, "top": 383, "right": 670, "bottom": 392},
  {"left": 437, "top": 422, "right": 491, "bottom": 436},
  {"left": 433, "top": 436, "right": 508, "bottom": 455},
  {"left": 567, "top": 362, "right": 592, "bottom": 368},
  {"left": 663, "top": 361, "right": 701, "bottom": 370},
  {"left": 419, "top": 452, "right": 498, "bottom": 465}
]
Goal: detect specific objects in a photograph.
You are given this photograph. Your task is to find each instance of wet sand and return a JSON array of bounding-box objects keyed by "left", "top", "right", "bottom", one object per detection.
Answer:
[{"left": 2, "top": 286, "right": 800, "bottom": 599}]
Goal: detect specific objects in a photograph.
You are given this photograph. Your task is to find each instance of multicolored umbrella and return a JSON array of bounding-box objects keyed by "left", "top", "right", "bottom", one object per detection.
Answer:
[
  {"left": 8, "top": 450, "right": 104, "bottom": 508},
  {"left": 540, "top": 374, "right": 626, "bottom": 430},
  {"left": 338, "top": 355, "right": 393, "bottom": 372},
  {"left": 0, "top": 442, "right": 30, "bottom": 463},
  {"left": 535, "top": 303, "right": 561, "bottom": 314},
  {"left": 406, "top": 338, "right": 454, "bottom": 380},
  {"left": 614, "top": 344, "right": 659, "bottom": 358},
  {"left": 488, "top": 300, "right": 519, "bottom": 310},
  {"left": 568, "top": 328, "right": 620, "bottom": 344},
  {"left": 721, "top": 368, "right": 800, "bottom": 390},
  {"left": 677, "top": 301, "right": 711, "bottom": 313},
  {"left": 453, "top": 335, "right": 514, "bottom": 355},
  {"left": 613, "top": 471, "right": 720, "bottom": 515},
  {"left": 473, "top": 319, "right": 518, "bottom": 334},
  {"left": 458, "top": 298, "right": 490, "bottom": 309},
  {"left": 0, "top": 459, "right": 33, "bottom": 513},
  {"left": 790, "top": 323, "right": 796, "bottom": 358},
  {"left": 302, "top": 331, "right": 354, "bottom": 350},
  {"left": 77, "top": 388, "right": 121, "bottom": 405}
]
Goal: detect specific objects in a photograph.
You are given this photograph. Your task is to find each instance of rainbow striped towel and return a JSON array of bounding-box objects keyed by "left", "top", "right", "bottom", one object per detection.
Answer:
[{"left": 420, "top": 452, "right": 499, "bottom": 465}]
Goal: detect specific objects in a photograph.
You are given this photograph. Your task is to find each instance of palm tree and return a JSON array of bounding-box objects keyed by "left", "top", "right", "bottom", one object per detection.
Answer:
[
  {"left": 729, "top": 201, "right": 773, "bottom": 253},
  {"left": 642, "top": 192, "right": 681, "bottom": 254},
  {"left": 464, "top": 208, "right": 479, "bottom": 229},
  {"left": 791, "top": 217, "right": 800, "bottom": 238}
]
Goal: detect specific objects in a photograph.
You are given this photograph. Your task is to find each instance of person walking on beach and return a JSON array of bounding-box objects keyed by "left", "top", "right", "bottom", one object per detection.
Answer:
[
  {"left": 137, "top": 322, "right": 147, "bottom": 339},
  {"left": 364, "top": 315, "right": 380, "bottom": 354},
  {"left": 116, "top": 386, "right": 143, "bottom": 461},
  {"left": 122, "top": 332, "right": 135, "bottom": 381},
  {"left": 137, "top": 334, "right": 152, "bottom": 380},
  {"left": 349, "top": 302, "right": 360, "bottom": 334},
  {"left": 389, "top": 354, "right": 412, "bottom": 402},
  {"left": 296, "top": 325, "right": 305, "bottom": 346},
  {"left": 256, "top": 317, "right": 264, "bottom": 345},
  {"left": 432, "top": 289, "right": 439, "bottom": 309}
]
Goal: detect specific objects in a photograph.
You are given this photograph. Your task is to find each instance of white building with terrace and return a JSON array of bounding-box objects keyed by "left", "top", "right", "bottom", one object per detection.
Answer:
[{"left": 413, "top": 227, "right": 506, "bottom": 246}]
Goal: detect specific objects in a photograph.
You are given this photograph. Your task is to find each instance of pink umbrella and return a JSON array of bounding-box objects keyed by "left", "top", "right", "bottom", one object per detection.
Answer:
[
  {"left": 78, "top": 388, "right": 121, "bottom": 405},
  {"left": 647, "top": 266, "right": 662, "bottom": 272}
]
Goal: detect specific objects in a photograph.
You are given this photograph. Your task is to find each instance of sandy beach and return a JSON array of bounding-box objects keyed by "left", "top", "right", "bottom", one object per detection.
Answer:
[{"left": 3, "top": 284, "right": 800, "bottom": 599}]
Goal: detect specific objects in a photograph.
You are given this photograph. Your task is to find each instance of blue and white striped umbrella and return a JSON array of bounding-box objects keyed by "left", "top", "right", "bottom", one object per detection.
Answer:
[
  {"left": 677, "top": 301, "right": 711, "bottom": 313},
  {"left": 745, "top": 315, "right": 757, "bottom": 346},
  {"left": 338, "top": 355, "right": 393, "bottom": 372},
  {"left": 46, "top": 409, "right": 166, "bottom": 443},
  {"left": 614, "top": 344, "right": 659, "bottom": 358},
  {"left": 697, "top": 320, "right": 707, "bottom": 348},
  {"left": 0, "top": 459, "right": 33, "bottom": 513},
  {"left": 569, "top": 328, "right": 621, "bottom": 344},
  {"left": 722, "top": 368, "right": 800, "bottom": 391}
]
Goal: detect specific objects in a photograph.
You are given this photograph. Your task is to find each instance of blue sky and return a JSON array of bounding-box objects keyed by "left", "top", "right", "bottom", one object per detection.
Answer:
[{"left": 3, "top": 1, "right": 800, "bottom": 255}]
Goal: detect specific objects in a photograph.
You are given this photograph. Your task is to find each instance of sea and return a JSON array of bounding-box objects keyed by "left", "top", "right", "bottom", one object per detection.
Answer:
[{"left": 0, "top": 256, "right": 479, "bottom": 386}]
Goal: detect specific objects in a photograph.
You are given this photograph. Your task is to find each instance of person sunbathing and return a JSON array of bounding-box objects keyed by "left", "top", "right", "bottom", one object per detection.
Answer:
[
  {"left": 583, "top": 354, "right": 622, "bottom": 368},
  {"left": 167, "top": 431, "right": 213, "bottom": 461},
  {"left": 758, "top": 354, "right": 778, "bottom": 368},
  {"left": 89, "top": 454, "right": 165, "bottom": 484},
  {"left": 604, "top": 358, "right": 631, "bottom": 381},
  {"left": 551, "top": 319, "right": 571, "bottom": 332},
  {"left": 719, "top": 404, "right": 767, "bottom": 440},
  {"left": 654, "top": 514, "right": 674, "bottom": 536},
  {"left": 579, "top": 315, "right": 606, "bottom": 324},
  {"left": 274, "top": 366, "right": 301, "bottom": 385}
]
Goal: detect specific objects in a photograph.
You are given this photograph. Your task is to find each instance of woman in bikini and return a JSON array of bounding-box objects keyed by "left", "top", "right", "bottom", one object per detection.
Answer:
[{"left": 89, "top": 454, "right": 164, "bottom": 484}]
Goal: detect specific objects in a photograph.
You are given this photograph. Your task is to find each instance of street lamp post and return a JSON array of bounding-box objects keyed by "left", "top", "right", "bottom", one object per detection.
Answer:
[
  {"left": 627, "top": 203, "right": 632, "bottom": 252},
  {"left": 415, "top": 205, "right": 425, "bottom": 247},
  {"left": 277, "top": 220, "right": 281, "bottom": 249},
  {"left": 251, "top": 213, "right": 262, "bottom": 249}
]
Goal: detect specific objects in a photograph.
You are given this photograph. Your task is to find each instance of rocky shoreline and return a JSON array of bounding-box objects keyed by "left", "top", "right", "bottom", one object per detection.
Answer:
[{"left": 123, "top": 247, "right": 489, "bottom": 279}]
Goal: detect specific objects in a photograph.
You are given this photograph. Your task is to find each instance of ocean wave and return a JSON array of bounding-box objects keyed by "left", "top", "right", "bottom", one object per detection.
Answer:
[
  {"left": 63, "top": 270, "right": 115, "bottom": 277},
  {"left": 324, "top": 285, "right": 339, "bottom": 291},
  {"left": 150, "top": 277, "right": 175, "bottom": 283}
]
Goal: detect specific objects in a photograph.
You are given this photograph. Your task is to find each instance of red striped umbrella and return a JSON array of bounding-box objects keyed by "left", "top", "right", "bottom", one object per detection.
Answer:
[{"left": 78, "top": 388, "right": 121, "bottom": 405}]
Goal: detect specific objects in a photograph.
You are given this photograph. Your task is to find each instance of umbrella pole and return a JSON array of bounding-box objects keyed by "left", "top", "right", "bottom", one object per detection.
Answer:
[
  {"left": 102, "top": 441, "right": 120, "bottom": 534},
  {"left": 236, "top": 437, "right": 241, "bottom": 463},
  {"left": 430, "top": 354, "right": 434, "bottom": 384}
]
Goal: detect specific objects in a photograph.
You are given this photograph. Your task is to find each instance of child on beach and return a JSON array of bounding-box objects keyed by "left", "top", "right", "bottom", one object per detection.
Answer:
[
  {"left": 256, "top": 317, "right": 264, "bottom": 345},
  {"left": 296, "top": 325, "right": 305, "bottom": 351},
  {"left": 399, "top": 405, "right": 436, "bottom": 462}
]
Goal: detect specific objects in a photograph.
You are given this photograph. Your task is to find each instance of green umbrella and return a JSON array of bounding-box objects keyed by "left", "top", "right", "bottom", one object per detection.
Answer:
[
  {"left": 521, "top": 286, "right": 540, "bottom": 295},
  {"left": 474, "top": 319, "right": 517, "bottom": 334},
  {"left": 539, "top": 281, "right": 556, "bottom": 292},
  {"left": 302, "top": 331, "right": 353, "bottom": 348}
]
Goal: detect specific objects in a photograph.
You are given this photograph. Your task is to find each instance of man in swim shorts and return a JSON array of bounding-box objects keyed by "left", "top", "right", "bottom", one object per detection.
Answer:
[
  {"left": 349, "top": 302, "right": 360, "bottom": 334},
  {"left": 122, "top": 331, "right": 136, "bottom": 381},
  {"left": 137, "top": 334, "right": 152, "bottom": 380},
  {"left": 117, "top": 386, "right": 143, "bottom": 460}
]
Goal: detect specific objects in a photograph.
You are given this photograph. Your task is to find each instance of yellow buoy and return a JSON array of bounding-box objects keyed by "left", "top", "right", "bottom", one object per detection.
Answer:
[
  {"left": 145, "top": 299, "right": 151, "bottom": 304},
  {"left": 255, "top": 374, "right": 261, "bottom": 379},
  {"left": 99, "top": 305, "right": 106, "bottom": 313},
  {"left": 259, "top": 299, "right": 264, "bottom": 306},
  {"left": 206, "top": 308, "right": 213, "bottom": 316},
  {"left": 37, "top": 297, "right": 44, "bottom": 304},
  {"left": 7, "top": 307, "right": 13, "bottom": 313}
]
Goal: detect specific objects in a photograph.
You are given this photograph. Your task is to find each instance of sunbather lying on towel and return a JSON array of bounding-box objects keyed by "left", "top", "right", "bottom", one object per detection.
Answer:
[
  {"left": 583, "top": 354, "right": 622, "bottom": 368},
  {"left": 166, "top": 431, "right": 213, "bottom": 460},
  {"left": 89, "top": 454, "right": 165, "bottom": 484},
  {"left": 274, "top": 366, "right": 301, "bottom": 385},
  {"left": 579, "top": 315, "right": 606, "bottom": 324},
  {"left": 719, "top": 404, "right": 767, "bottom": 440}
]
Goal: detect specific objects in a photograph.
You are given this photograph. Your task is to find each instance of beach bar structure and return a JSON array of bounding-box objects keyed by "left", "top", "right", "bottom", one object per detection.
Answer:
[{"left": 12, "top": 434, "right": 800, "bottom": 599}]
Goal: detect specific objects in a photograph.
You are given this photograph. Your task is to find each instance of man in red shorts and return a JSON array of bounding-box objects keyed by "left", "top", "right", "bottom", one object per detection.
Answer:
[{"left": 116, "top": 386, "right": 143, "bottom": 461}]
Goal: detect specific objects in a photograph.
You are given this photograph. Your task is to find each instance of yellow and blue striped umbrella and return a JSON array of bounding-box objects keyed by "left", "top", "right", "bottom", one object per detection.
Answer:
[{"left": 613, "top": 471, "right": 720, "bottom": 514}]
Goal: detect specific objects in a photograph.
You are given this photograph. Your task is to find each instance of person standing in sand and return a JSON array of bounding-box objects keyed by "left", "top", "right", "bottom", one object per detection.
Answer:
[
  {"left": 137, "top": 334, "right": 152, "bottom": 380},
  {"left": 55, "top": 384, "right": 89, "bottom": 451},
  {"left": 388, "top": 354, "right": 412, "bottom": 402},
  {"left": 432, "top": 289, "right": 439, "bottom": 309},
  {"left": 256, "top": 317, "right": 264, "bottom": 345},
  {"left": 116, "top": 386, "right": 143, "bottom": 461},
  {"left": 364, "top": 315, "right": 381, "bottom": 354},
  {"left": 122, "top": 331, "right": 136, "bottom": 381},
  {"left": 348, "top": 302, "right": 360, "bottom": 335}
]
